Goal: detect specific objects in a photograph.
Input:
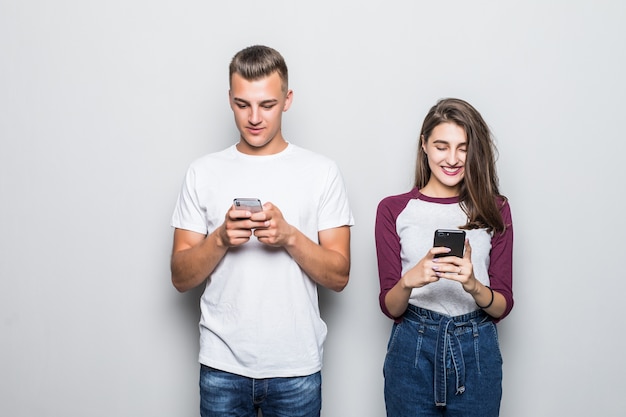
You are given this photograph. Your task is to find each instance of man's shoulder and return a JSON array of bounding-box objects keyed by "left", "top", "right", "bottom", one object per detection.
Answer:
[
  {"left": 187, "top": 146, "right": 236, "bottom": 169},
  {"left": 287, "top": 144, "right": 338, "bottom": 167}
]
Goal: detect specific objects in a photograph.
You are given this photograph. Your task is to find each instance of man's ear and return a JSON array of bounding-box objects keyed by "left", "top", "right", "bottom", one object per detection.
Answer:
[{"left": 283, "top": 89, "right": 293, "bottom": 112}]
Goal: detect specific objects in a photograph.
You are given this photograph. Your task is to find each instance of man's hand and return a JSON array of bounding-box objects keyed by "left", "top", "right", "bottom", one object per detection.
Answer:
[
  {"left": 252, "top": 202, "right": 295, "bottom": 247},
  {"left": 218, "top": 203, "right": 271, "bottom": 247}
]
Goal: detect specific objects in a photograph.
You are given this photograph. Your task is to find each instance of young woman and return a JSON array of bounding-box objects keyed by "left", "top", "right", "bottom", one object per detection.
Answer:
[{"left": 375, "top": 98, "right": 514, "bottom": 417}]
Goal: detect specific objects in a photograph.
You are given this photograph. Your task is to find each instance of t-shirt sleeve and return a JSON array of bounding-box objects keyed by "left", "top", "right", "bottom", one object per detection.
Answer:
[
  {"left": 375, "top": 196, "right": 405, "bottom": 320},
  {"left": 317, "top": 161, "right": 354, "bottom": 231},
  {"left": 170, "top": 166, "right": 208, "bottom": 235},
  {"left": 488, "top": 199, "right": 514, "bottom": 321}
]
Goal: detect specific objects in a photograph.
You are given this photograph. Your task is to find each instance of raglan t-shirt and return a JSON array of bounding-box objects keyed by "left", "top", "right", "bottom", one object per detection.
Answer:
[
  {"left": 171, "top": 143, "right": 354, "bottom": 378},
  {"left": 375, "top": 187, "right": 513, "bottom": 321}
]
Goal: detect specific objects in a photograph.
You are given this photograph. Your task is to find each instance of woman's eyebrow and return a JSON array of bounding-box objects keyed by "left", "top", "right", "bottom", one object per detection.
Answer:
[{"left": 431, "top": 138, "right": 467, "bottom": 146}]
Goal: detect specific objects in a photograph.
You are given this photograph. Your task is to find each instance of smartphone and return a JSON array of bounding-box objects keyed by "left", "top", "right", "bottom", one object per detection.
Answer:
[
  {"left": 233, "top": 198, "right": 263, "bottom": 213},
  {"left": 433, "top": 229, "right": 466, "bottom": 258}
]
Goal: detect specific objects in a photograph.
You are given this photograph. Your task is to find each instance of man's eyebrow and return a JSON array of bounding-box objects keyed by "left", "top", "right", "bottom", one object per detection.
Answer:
[{"left": 232, "top": 97, "right": 279, "bottom": 105}]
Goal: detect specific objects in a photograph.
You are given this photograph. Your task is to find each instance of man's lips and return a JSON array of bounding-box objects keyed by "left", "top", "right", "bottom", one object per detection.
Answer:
[{"left": 246, "top": 126, "right": 264, "bottom": 134}]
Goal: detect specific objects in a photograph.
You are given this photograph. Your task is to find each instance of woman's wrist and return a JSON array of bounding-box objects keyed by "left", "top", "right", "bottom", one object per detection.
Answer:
[{"left": 475, "top": 285, "right": 495, "bottom": 309}]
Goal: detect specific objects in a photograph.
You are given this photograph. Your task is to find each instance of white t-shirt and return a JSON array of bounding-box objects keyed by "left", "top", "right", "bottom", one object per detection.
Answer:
[{"left": 171, "top": 143, "right": 354, "bottom": 378}]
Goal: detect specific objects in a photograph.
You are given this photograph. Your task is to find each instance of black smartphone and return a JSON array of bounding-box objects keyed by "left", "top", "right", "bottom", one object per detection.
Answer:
[
  {"left": 233, "top": 198, "right": 263, "bottom": 213},
  {"left": 433, "top": 229, "right": 466, "bottom": 258}
]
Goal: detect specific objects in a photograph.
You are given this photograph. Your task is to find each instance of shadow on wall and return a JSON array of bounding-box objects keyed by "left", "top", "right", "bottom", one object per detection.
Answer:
[
  {"left": 175, "top": 284, "right": 204, "bottom": 334},
  {"left": 318, "top": 286, "right": 343, "bottom": 323}
]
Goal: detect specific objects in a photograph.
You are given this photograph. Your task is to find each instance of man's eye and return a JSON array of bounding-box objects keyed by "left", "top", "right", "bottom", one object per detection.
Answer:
[
  {"left": 436, "top": 147, "right": 447, "bottom": 151},
  {"left": 261, "top": 105, "right": 276, "bottom": 110},
  {"left": 236, "top": 104, "right": 248, "bottom": 109}
]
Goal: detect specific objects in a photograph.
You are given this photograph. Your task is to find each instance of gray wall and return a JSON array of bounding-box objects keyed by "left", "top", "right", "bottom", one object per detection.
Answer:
[{"left": 2, "top": 1, "right": 625, "bottom": 416}]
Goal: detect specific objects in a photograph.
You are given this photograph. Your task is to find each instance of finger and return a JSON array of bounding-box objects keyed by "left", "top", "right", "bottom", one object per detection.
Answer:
[
  {"left": 434, "top": 270, "right": 457, "bottom": 281},
  {"left": 229, "top": 208, "right": 253, "bottom": 220},
  {"left": 431, "top": 246, "right": 451, "bottom": 258},
  {"left": 262, "top": 201, "right": 275, "bottom": 212},
  {"left": 249, "top": 210, "right": 269, "bottom": 222}
]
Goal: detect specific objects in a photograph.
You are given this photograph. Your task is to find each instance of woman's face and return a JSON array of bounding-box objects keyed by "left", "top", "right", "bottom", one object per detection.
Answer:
[{"left": 422, "top": 122, "right": 467, "bottom": 197}]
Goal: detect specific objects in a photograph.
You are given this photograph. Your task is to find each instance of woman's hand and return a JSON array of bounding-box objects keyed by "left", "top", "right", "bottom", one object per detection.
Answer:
[
  {"left": 399, "top": 245, "right": 449, "bottom": 290},
  {"left": 432, "top": 239, "right": 480, "bottom": 294}
]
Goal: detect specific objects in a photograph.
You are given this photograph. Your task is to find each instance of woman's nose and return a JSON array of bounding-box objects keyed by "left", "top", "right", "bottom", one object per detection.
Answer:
[{"left": 446, "top": 150, "right": 459, "bottom": 165}]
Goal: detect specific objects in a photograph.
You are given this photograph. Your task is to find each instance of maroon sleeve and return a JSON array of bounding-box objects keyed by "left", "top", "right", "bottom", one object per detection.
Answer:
[
  {"left": 375, "top": 192, "right": 413, "bottom": 320},
  {"left": 488, "top": 199, "right": 514, "bottom": 321}
]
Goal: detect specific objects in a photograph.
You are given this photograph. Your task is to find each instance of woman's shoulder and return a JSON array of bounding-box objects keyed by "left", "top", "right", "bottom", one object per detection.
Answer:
[
  {"left": 378, "top": 188, "right": 419, "bottom": 208},
  {"left": 495, "top": 195, "right": 513, "bottom": 225},
  {"left": 496, "top": 195, "right": 511, "bottom": 211}
]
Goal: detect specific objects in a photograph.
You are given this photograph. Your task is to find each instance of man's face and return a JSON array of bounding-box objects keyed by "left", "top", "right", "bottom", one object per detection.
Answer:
[{"left": 229, "top": 71, "right": 292, "bottom": 155}]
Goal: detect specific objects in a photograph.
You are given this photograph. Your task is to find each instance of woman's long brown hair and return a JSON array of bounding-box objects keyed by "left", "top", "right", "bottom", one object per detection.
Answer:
[{"left": 414, "top": 98, "right": 506, "bottom": 233}]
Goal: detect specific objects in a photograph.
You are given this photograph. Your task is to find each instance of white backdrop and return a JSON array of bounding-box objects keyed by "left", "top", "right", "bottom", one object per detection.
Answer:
[{"left": 2, "top": 1, "right": 625, "bottom": 416}]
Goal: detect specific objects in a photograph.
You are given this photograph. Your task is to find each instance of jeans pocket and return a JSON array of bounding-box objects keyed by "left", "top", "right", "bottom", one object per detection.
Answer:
[
  {"left": 475, "top": 322, "right": 503, "bottom": 374},
  {"left": 384, "top": 319, "right": 426, "bottom": 373},
  {"left": 386, "top": 322, "right": 401, "bottom": 353},
  {"left": 488, "top": 322, "right": 504, "bottom": 365}
]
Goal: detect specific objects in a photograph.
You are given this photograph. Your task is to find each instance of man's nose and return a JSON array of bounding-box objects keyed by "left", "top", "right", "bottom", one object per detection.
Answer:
[{"left": 248, "top": 107, "right": 262, "bottom": 125}]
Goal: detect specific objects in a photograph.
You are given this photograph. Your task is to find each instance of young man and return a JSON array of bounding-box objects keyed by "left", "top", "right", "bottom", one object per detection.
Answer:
[{"left": 170, "top": 45, "right": 353, "bottom": 417}]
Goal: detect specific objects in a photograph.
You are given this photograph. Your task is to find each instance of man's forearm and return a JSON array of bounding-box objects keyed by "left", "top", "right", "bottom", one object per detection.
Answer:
[
  {"left": 170, "top": 232, "right": 228, "bottom": 292},
  {"left": 284, "top": 227, "right": 351, "bottom": 292}
]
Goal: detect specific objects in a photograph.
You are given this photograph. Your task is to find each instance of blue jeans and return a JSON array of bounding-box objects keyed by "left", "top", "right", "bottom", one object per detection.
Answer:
[
  {"left": 199, "top": 366, "right": 322, "bottom": 417},
  {"left": 383, "top": 305, "right": 503, "bottom": 417}
]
